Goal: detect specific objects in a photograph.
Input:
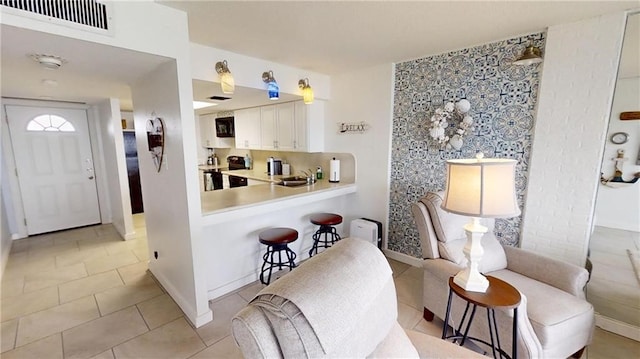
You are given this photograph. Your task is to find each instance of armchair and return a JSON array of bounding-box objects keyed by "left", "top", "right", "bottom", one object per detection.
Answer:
[{"left": 411, "top": 192, "right": 594, "bottom": 359}]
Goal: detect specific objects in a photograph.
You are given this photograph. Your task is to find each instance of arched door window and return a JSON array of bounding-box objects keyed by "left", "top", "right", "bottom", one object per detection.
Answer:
[{"left": 26, "top": 114, "right": 75, "bottom": 132}]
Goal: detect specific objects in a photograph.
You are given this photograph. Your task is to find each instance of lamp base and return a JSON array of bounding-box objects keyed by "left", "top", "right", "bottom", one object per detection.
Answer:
[
  {"left": 453, "top": 267, "right": 489, "bottom": 292},
  {"left": 454, "top": 217, "right": 489, "bottom": 293}
]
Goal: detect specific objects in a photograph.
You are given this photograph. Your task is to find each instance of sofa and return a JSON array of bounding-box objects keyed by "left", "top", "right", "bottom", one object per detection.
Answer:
[
  {"left": 231, "top": 237, "right": 486, "bottom": 358},
  {"left": 411, "top": 192, "right": 595, "bottom": 359}
]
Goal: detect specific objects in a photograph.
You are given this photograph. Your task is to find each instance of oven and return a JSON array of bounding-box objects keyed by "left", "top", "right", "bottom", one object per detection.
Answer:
[{"left": 227, "top": 156, "right": 247, "bottom": 188}]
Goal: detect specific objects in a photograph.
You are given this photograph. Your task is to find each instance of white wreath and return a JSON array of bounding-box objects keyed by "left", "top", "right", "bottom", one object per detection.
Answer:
[{"left": 428, "top": 99, "right": 473, "bottom": 150}]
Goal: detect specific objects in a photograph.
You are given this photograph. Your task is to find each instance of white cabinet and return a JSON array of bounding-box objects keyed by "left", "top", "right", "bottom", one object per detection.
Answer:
[
  {"left": 234, "top": 107, "right": 262, "bottom": 149},
  {"left": 294, "top": 100, "right": 325, "bottom": 152},
  {"left": 199, "top": 113, "right": 234, "bottom": 148},
  {"left": 260, "top": 102, "right": 296, "bottom": 151},
  {"left": 234, "top": 100, "right": 324, "bottom": 152}
]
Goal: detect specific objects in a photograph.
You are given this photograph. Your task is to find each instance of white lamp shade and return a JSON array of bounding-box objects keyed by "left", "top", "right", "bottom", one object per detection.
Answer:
[{"left": 442, "top": 158, "right": 520, "bottom": 218}]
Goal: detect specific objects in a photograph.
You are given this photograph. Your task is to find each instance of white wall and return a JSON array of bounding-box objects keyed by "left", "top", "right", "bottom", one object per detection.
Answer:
[
  {"left": 325, "top": 64, "right": 395, "bottom": 247},
  {"left": 131, "top": 59, "right": 212, "bottom": 327},
  {"left": 595, "top": 77, "right": 640, "bottom": 232},
  {"left": 521, "top": 12, "right": 627, "bottom": 266},
  {"left": 95, "top": 99, "right": 135, "bottom": 238},
  {"left": 1, "top": 118, "right": 13, "bottom": 278}
]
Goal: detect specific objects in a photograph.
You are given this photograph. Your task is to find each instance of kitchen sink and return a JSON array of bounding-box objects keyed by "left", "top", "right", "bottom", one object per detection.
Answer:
[{"left": 278, "top": 176, "right": 312, "bottom": 187}]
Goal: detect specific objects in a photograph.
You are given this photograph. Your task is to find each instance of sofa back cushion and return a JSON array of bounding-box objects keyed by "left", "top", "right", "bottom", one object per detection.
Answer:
[
  {"left": 422, "top": 192, "right": 507, "bottom": 273},
  {"left": 232, "top": 238, "right": 397, "bottom": 358}
]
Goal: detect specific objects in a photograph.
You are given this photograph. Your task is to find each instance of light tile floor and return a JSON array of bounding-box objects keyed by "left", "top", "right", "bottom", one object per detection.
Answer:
[{"left": 1, "top": 216, "right": 638, "bottom": 358}]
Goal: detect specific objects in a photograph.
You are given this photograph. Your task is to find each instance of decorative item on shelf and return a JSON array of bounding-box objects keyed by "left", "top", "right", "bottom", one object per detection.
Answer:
[
  {"left": 513, "top": 43, "right": 543, "bottom": 65},
  {"left": 215, "top": 60, "right": 235, "bottom": 94},
  {"left": 298, "top": 78, "right": 314, "bottom": 104},
  {"left": 121, "top": 119, "right": 127, "bottom": 130},
  {"left": 620, "top": 111, "right": 640, "bottom": 121},
  {"left": 146, "top": 115, "right": 165, "bottom": 173},
  {"left": 441, "top": 153, "right": 520, "bottom": 292},
  {"left": 262, "top": 70, "right": 279, "bottom": 100},
  {"left": 600, "top": 149, "right": 640, "bottom": 188},
  {"left": 428, "top": 99, "right": 473, "bottom": 150}
]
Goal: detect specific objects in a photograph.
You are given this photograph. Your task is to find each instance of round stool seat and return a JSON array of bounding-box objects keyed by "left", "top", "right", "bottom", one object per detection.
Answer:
[
  {"left": 259, "top": 227, "right": 298, "bottom": 245},
  {"left": 310, "top": 213, "right": 343, "bottom": 226}
]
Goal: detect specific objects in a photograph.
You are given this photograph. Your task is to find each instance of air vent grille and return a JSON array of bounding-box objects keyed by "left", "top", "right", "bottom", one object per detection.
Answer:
[{"left": 1, "top": 0, "right": 109, "bottom": 30}]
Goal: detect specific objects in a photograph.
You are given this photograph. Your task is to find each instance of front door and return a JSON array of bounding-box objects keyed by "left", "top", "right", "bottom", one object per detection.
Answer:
[{"left": 6, "top": 105, "right": 101, "bottom": 235}]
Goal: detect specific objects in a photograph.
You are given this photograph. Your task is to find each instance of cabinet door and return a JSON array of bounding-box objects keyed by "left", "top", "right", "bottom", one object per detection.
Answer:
[
  {"left": 235, "top": 107, "right": 261, "bottom": 149},
  {"left": 294, "top": 101, "right": 308, "bottom": 151},
  {"left": 260, "top": 105, "right": 277, "bottom": 150},
  {"left": 295, "top": 100, "right": 325, "bottom": 152},
  {"left": 199, "top": 113, "right": 215, "bottom": 148},
  {"left": 276, "top": 102, "right": 296, "bottom": 151}
]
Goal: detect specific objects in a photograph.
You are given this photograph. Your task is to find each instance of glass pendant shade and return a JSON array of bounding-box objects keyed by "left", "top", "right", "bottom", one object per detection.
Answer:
[
  {"left": 302, "top": 86, "right": 314, "bottom": 104},
  {"left": 267, "top": 81, "right": 279, "bottom": 100},
  {"left": 220, "top": 72, "right": 235, "bottom": 94}
]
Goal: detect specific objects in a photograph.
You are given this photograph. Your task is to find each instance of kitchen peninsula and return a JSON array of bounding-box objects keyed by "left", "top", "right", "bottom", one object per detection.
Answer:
[{"left": 199, "top": 152, "right": 357, "bottom": 299}]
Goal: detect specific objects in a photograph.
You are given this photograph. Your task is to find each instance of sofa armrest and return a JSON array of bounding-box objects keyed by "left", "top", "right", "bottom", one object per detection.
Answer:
[
  {"left": 503, "top": 246, "right": 589, "bottom": 298},
  {"left": 423, "top": 258, "right": 462, "bottom": 282}
]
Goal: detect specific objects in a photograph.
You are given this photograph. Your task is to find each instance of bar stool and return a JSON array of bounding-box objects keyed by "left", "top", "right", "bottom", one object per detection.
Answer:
[
  {"left": 308, "top": 213, "right": 342, "bottom": 257},
  {"left": 259, "top": 227, "right": 298, "bottom": 285}
]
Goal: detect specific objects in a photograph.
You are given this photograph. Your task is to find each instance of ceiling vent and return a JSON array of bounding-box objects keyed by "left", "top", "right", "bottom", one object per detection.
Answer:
[
  {"left": 0, "top": 0, "right": 109, "bottom": 31},
  {"left": 209, "top": 96, "right": 232, "bottom": 101},
  {"left": 30, "top": 54, "right": 67, "bottom": 70}
]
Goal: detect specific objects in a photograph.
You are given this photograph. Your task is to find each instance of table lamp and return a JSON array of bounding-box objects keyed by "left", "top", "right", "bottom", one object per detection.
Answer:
[{"left": 441, "top": 153, "right": 520, "bottom": 292}]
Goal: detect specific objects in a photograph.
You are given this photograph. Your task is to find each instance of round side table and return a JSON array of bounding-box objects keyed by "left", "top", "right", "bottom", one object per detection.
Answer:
[{"left": 442, "top": 276, "right": 521, "bottom": 359}]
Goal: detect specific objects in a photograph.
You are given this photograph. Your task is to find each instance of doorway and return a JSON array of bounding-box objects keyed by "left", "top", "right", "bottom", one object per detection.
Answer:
[{"left": 5, "top": 104, "right": 101, "bottom": 235}]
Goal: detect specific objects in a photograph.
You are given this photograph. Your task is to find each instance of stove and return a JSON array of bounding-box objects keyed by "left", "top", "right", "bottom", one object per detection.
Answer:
[{"left": 227, "top": 156, "right": 247, "bottom": 188}]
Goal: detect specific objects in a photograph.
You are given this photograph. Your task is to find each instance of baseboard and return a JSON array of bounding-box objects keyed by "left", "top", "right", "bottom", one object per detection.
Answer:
[
  {"left": 383, "top": 249, "right": 423, "bottom": 267},
  {"left": 595, "top": 313, "right": 640, "bottom": 341}
]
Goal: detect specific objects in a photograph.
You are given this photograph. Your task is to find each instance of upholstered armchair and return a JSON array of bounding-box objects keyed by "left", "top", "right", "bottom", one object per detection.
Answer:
[{"left": 411, "top": 192, "right": 594, "bottom": 359}]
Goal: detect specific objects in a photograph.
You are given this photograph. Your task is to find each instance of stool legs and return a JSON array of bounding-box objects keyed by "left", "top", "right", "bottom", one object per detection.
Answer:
[
  {"left": 260, "top": 243, "right": 297, "bottom": 285},
  {"left": 309, "top": 224, "right": 341, "bottom": 257}
]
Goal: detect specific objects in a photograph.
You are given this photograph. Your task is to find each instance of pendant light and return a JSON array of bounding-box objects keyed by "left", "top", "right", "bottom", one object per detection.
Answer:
[
  {"left": 262, "top": 71, "right": 279, "bottom": 100},
  {"left": 513, "top": 44, "right": 543, "bottom": 66},
  {"left": 298, "top": 78, "right": 314, "bottom": 104},
  {"left": 215, "top": 60, "right": 235, "bottom": 94}
]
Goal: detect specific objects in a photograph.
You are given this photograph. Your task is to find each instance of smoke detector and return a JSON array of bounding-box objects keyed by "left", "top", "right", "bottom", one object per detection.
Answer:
[{"left": 30, "top": 54, "right": 66, "bottom": 70}]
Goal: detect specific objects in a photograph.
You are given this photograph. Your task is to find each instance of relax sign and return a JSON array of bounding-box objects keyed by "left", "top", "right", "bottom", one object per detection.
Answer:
[{"left": 338, "top": 121, "right": 369, "bottom": 134}]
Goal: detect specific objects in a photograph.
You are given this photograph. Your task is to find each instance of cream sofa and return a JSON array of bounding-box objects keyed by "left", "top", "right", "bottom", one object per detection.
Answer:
[
  {"left": 231, "top": 238, "right": 486, "bottom": 358},
  {"left": 411, "top": 192, "right": 594, "bottom": 359}
]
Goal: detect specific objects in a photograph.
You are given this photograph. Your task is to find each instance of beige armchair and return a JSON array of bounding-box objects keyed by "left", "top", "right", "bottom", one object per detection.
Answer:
[
  {"left": 411, "top": 192, "right": 594, "bottom": 359},
  {"left": 231, "top": 238, "right": 486, "bottom": 358}
]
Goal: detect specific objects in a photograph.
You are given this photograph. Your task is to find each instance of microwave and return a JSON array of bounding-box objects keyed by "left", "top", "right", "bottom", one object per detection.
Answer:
[{"left": 215, "top": 116, "right": 234, "bottom": 138}]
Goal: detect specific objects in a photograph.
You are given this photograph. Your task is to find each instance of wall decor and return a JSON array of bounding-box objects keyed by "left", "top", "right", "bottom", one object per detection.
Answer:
[
  {"left": 428, "top": 99, "right": 473, "bottom": 150},
  {"left": 146, "top": 116, "right": 165, "bottom": 172},
  {"left": 388, "top": 33, "right": 545, "bottom": 258},
  {"left": 338, "top": 121, "right": 370, "bottom": 134}
]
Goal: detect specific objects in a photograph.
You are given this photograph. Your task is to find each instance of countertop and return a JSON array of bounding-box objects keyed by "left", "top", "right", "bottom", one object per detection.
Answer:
[
  {"left": 200, "top": 179, "right": 356, "bottom": 215},
  {"left": 218, "top": 169, "right": 289, "bottom": 183},
  {"left": 198, "top": 165, "right": 229, "bottom": 171}
]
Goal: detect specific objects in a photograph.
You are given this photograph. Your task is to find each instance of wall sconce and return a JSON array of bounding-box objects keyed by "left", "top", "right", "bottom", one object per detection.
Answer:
[
  {"left": 513, "top": 44, "right": 543, "bottom": 66},
  {"left": 298, "top": 78, "right": 314, "bottom": 104},
  {"left": 262, "top": 70, "right": 279, "bottom": 100},
  {"left": 215, "top": 60, "right": 235, "bottom": 94}
]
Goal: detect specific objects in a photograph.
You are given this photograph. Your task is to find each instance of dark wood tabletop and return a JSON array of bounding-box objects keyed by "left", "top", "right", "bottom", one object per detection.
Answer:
[{"left": 449, "top": 276, "right": 521, "bottom": 309}]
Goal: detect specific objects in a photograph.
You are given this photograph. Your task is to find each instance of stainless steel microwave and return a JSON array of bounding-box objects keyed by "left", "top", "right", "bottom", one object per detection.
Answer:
[{"left": 215, "top": 116, "right": 234, "bottom": 138}]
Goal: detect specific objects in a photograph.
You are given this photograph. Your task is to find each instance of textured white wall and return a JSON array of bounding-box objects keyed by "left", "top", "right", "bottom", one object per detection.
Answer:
[
  {"left": 521, "top": 12, "right": 627, "bottom": 266},
  {"left": 595, "top": 77, "right": 640, "bottom": 232},
  {"left": 325, "top": 64, "right": 394, "bottom": 246}
]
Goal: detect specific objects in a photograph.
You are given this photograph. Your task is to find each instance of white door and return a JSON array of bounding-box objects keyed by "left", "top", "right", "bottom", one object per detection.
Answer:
[
  {"left": 276, "top": 102, "right": 296, "bottom": 151},
  {"left": 6, "top": 105, "right": 101, "bottom": 235}
]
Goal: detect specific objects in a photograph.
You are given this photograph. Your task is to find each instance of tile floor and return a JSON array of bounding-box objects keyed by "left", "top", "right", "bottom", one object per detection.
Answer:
[{"left": 1, "top": 216, "right": 638, "bottom": 358}]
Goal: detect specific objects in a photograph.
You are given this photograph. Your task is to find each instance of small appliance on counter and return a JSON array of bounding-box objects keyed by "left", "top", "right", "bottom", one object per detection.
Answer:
[
  {"left": 266, "top": 157, "right": 283, "bottom": 175},
  {"left": 203, "top": 170, "right": 223, "bottom": 191}
]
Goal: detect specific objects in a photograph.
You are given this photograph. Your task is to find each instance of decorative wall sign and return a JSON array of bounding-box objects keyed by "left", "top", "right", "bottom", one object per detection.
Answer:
[
  {"left": 338, "top": 121, "right": 370, "bottom": 134},
  {"left": 146, "top": 116, "right": 165, "bottom": 172},
  {"left": 388, "top": 32, "right": 545, "bottom": 258}
]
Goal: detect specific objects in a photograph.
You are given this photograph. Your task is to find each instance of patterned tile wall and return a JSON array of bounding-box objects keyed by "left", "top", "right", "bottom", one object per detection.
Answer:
[{"left": 388, "top": 33, "right": 545, "bottom": 258}]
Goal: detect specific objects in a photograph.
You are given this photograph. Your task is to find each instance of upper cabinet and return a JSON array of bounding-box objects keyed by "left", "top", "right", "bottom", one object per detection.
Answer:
[
  {"left": 235, "top": 100, "right": 324, "bottom": 153},
  {"left": 234, "top": 107, "right": 262, "bottom": 150},
  {"left": 200, "top": 113, "right": 234, "bottom": 148}
]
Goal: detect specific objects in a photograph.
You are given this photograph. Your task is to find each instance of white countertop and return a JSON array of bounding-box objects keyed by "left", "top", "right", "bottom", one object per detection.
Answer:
[
  {"left": 200, "top": 179, "right": 356, "bottom": 216},
  {"left": 198, "top": 165, "right": 228, "bottom": 171}
]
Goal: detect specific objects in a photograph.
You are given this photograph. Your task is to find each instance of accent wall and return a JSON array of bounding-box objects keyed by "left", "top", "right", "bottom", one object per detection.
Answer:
[{"left": 388, "top": 33, "right": 545, "bottom": 257}]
